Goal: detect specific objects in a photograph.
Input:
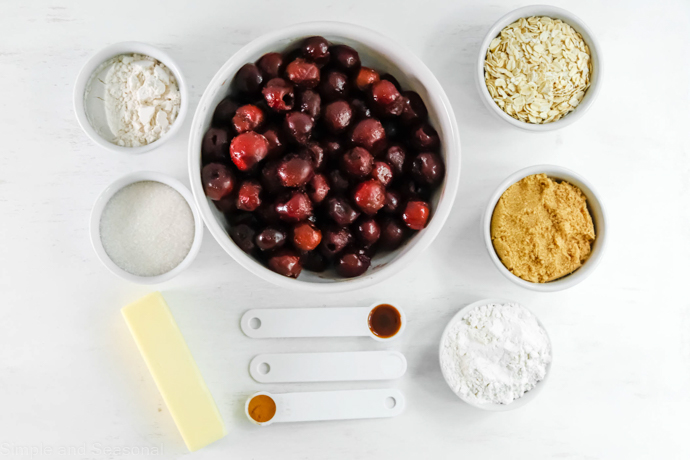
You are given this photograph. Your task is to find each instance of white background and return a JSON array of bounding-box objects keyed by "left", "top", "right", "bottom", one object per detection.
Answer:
[{"left": 1, "top": 0, "right": 689, "bottom": 458}]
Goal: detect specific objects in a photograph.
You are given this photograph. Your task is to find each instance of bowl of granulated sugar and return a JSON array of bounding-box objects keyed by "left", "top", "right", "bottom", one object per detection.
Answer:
[
  {"left": 90, "top": 171, "right": 203, "bottom": 284},
  {"left": 439, "top": 298, "right": 552, "bottom": 411}
]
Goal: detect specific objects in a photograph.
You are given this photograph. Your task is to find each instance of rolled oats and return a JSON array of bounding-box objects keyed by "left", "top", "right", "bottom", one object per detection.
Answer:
[{"left": 484, "top": 16, "right": 592, "bottom": 124}]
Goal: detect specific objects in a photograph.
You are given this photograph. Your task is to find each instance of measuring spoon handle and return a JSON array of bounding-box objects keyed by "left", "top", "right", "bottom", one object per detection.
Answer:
[
  {"left": 273, "top": 389, "right": 405, "bottom": 423},
  {"left": 241, "top": 307, "right": 371, "bottom": 338}
]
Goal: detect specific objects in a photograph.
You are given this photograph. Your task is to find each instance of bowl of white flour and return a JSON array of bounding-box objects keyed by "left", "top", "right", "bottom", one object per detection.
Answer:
[
  {"left": 439, "top": 299, "right": 552, "bottom": 410},
  {"left": 74, "top": 42, "right": 188, "bottom": 154}
]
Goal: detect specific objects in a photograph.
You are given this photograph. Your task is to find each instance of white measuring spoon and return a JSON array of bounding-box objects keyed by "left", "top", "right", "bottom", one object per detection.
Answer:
[
  {"left": 245, "top": 389, "right": 405, "bottom": 426},
  {"left": 249, "top": 350, "right": 407, "bottom": 383},
  {"left": 240, "top": 302, "right": 406, "bottom": 342}
]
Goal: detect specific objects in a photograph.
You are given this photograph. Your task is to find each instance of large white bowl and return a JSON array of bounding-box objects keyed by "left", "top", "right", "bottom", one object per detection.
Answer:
[
  {"left": 482, "top": 165, "right": 607, "bottom": 292},
  {"left": 439, "top": 298, "right": 552, "bottom": 411},
  {"left": 476, "top": 5, "right": 603, "bottom": 131},
  {"left": 188, "top": 22, "right": 461, "bottom": 292}
]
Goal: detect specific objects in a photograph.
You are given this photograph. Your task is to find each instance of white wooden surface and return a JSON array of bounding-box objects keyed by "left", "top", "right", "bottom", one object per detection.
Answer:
[{"left": 1, "top": 1, "right": 689, "bottom": 458}]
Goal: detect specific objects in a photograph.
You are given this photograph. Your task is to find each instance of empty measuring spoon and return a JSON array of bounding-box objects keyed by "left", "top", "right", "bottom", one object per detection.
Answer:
[
  {"left": 245, "top": 389, "right": 405, "bottom": 426},
  {"left": 241, "top": 302, "right": 406, "bottom": 341},
  {"left": 249, "top": 350, "right": 407, "bottom": 383}
]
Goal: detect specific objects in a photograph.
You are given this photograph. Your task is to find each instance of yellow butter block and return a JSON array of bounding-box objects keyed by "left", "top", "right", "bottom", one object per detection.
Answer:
[{"left": 122, "top": 292, "right": 227, "bottom": 452}]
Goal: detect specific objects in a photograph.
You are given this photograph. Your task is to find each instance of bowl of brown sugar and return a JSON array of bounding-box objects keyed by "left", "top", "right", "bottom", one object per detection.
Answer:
[{"left": 482, "top": 165, "right": 608, "bottom": 292}]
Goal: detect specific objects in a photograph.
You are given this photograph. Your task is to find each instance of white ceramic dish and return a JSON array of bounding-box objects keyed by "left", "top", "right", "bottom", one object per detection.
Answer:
[
  {"left": 74, "top": 41, "right": 189, "bottom": 154},
  {"left": 188, "top": 21, "right": 461, "bottom": 293},
  {"left": 476, "top": 5, "right": 603, "bottom": 131},
  {"left": 439, "top": 298, "right": 552, "bottom": 411},
  {"left": 89, "top": 171, "right": 203, "bottom": 284},
  {"left": 482, "top": 165, "right": 607, "bottom": 292}
]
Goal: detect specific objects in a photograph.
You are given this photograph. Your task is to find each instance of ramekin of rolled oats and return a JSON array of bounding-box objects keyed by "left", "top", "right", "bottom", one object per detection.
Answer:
[{"left": 477, "top": 6, "right": 602, "bottom": 131}]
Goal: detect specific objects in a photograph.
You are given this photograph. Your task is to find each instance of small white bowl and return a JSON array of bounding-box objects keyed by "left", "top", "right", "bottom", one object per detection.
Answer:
[
  {"left": 89, "top": 171, "right": 203, "bottom": 284},
  {"left": 476, "top": 5, "right": 603, "bottom": 131},
  {"left": 74, "top": 41, "right": 189, "bottom": 154},
  {"left": 439, "top": 298, "right": 552, "bottom": 411},
  {"left": 482, "top": 165, "right": 607, "bottom": 292},
  {"left": 188, "top": 21, "right": 461, "bottom": 293}
]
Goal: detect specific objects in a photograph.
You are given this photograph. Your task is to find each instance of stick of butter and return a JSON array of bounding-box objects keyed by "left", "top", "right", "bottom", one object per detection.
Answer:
[{"left": 122, "top": 292, "right": 227, "bottom": 451}]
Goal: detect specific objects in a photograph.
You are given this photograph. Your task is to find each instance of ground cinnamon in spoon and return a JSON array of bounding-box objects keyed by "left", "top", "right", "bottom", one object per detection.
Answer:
[{"left": 248, "top": 394, "right": 276, "bottom": 423}]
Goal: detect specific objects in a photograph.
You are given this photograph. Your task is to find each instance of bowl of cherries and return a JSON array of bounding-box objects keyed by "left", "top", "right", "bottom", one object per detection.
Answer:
[{"left": 189, "top": 22, "right": 460, "bottom": 292}]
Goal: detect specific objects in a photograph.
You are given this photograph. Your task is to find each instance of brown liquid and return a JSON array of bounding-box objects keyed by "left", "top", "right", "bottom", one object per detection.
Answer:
[
  {"left": 248, "top": 394, "right": 276, "bottom": 423},
  {"left": 368, "top": 304, "right": 402, "bottom": 338}
]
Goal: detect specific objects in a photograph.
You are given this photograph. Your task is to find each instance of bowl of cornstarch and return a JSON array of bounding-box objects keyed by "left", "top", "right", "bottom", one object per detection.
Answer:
[
  {"left": 90, "top": 171, "right": 203, "bottom": 284},
  {"left": 74, "top": 42, "right": 188, "bottom": 154},
  {"left": 439, "top": 299, "right": 552, "bottom": 411}
]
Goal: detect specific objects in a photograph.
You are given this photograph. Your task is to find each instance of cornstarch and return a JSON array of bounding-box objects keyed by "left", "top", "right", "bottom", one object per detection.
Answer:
[
  {"left": 440, "top": 302, "right": 551, "bottom": 405},
  {"left": 99, "top": 54, "right": 180, "bottom": 147}
]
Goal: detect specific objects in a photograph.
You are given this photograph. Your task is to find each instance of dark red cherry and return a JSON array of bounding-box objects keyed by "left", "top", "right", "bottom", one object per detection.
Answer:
[
  {"left": 229, "top": 132, "right": 269, "bottom": 171},
  {"left": 296, "top": 89, "right": 321, "bottom": 120},
  {"left": 410, "top": 123, "right": 440, "bottom": 151},
  {"left": 378, "top": 217, "right": 407, "bottom": 250},
  {"left": 319, "top": 226, "right": 353, "bottom": 258},
  {"left": 285, "top": 58, "right": 320, "bottom": 88},
  {"left": 319, "top": 70, "right": 349, "bottom": 101},
  {"left": 229, "top": 223, "right": 257, "bottom": 255},
  {"left": 268, "top": 249, "right": 302, "bottom": 278},
  {"left": 384, "top": 145, "right": 407, "bottom": 175},
  {"left": 234, "top": 63, "right": 263, "bottom": 96},
  {"left": 336, "top": 251, "right": 371, "bottom": 277},
  {"left": 372, "top": 161, "right": 394, "bottom": 186},
  {"left": 255, "top": 226, "right": 287, "bottom": 251},
  {"left": 201, "top": 127, "right": 230, "bottom": 164},
  {"left": 370, "top": 80, "right": 403, "bottom": 116},
  {"left": 327, "top": 196, "right": 360, "bottom": 226},
  {"left": 256, "top": 52, "right": 284, "bottom": 80},
  {"left": 302, "top": 36, "right": 330, "bottom": 66},
  {"left": 353, "top": 180, "right": 386, "bottom": 215},
  {"left": 201, "top": 163, "right": 235, "bottom": 201},
  {"left": 212, "top": 97, "right": 239, "bottom": 128},
  {"left": 411, "top": 152, "right": 445, "bottom": 185},
  {"left": 355, "top": 67, "right": 380, "bottom": 91},
  {"left": 277, "top": 153, "right": 314, "bottom": 188},
  {"left": 402, "top": 200, "right": 430, "bottom": 230},
  {"left": 331, "top": 45, "right": 361, "bottom": 75},
  {"left": 307, "top": 174, "right": 330, "bottom": 204},
  {"left": 262, "top": 78, "right": 294, "bottom": 112},
  {"left": 400, "top": 91, "right": 428, "bottom": 125},
  {"left": 232, "top": 104, "right": 265, "bottom": 133},
  {"left": 355, "top": 218, "right": 381, "bottom": 246},
  {"left": 236, "top": 180, "right": 262, "bottom": 212},
  {"left": 349, "top": 118, "right": 386, "bottom": 154},
  {"left": 341, "top": 147, "right": 374, "bottom": 178},
  {"left": 323, "top": 100, "right": 353, "bottom": 134},
  {"left": 383, "top": 189, "right": 402, "bottom": 213},
  {"left": 284, "top": 111, "right": 314, "bottom": 145},
  {"left": 292, "top": 221, "right": 322, "bottom": 251},
  {"left": 275, "top": 191, "right": 313, "bottom": 222}
]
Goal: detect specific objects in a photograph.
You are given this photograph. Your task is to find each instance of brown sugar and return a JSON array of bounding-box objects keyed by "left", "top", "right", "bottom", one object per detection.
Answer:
[{"left": 491, "top": 173, "right": 595, "bottom": 283}]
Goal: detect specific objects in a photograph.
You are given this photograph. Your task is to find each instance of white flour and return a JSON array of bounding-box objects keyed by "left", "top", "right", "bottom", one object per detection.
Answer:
[
  {"left": 99, "top": 54, "right": 180, "bottom": 147},
  {"left": 440, "top": 302, "right": 551, "bottom": 405}
]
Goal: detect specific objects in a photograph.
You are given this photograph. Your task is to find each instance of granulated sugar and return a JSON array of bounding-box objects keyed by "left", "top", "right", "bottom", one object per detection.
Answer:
[
  {"left": 100, "top": 181, "right": 194, "bottom": 277},
  {"left": 440, "top": 302, "right": 551, "bottom": 405}
]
